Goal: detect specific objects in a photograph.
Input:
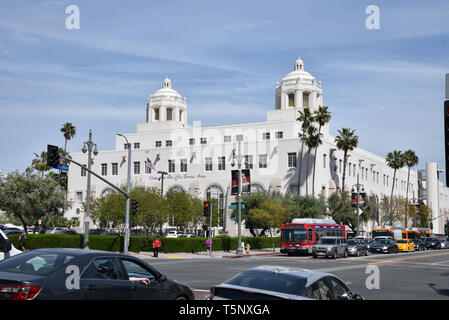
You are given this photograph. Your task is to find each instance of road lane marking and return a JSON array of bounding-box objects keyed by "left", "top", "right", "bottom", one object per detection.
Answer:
[{"left": 368, "top": 252, "right": 449, "bottom": 265}]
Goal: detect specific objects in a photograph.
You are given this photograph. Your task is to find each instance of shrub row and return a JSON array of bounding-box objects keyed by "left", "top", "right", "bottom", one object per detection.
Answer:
[{"left": 7, "top": 234, "right": 280, "bottom": 253}]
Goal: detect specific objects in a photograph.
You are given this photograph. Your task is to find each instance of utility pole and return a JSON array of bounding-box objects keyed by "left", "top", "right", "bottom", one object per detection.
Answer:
[
  {"left": 231, "top": 139, "right": 244, "bottom": 254},
  {"left": 81, "top": 130, "right": 98, "bottom": 249},
  {"left": 117, "top": 134, "right": 131, "bottom": 255},
  {"left": 158, "top": 171, "right": 168, "bottom": 197}
]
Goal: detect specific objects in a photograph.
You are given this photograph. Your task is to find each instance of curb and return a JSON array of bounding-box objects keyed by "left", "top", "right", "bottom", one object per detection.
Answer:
[{"left": 222, "top": 251, "right": 280, "bottom": 259}]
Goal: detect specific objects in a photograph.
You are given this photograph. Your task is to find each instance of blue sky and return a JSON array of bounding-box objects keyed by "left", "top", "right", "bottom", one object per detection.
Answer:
[{"left": 0, "top": 0, "right": 448, "bottom": 181}]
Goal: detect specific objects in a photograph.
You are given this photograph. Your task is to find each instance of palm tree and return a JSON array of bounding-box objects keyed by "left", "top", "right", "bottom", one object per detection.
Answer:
[
  {"left": 307, "top": 127, "right": 323, "bottom": 197},
  {"left": 61, "top": 122, "right": 76, "bottom": 151},
  {"left": 385, "top": 150, "right": 405, "bottom": 223},
  {"left": 402, "top": 150, "right": 419, "bottom": 227},
  {"left": 296, "top": 108, "right": 314, "bottom": 196},
  {"left": 334, "top": 128, "right": 359, "bottom": 193},
  {"left": 312, "top": 106, "right": 331, "bottom": 196},
  {"left": 31, "top": 151, "right": 51, "bottom": 177}
]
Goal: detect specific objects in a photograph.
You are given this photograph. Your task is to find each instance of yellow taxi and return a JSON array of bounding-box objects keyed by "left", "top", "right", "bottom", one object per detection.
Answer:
[{"left": 396, "top": 239, "right": 415, "bottom": 252}]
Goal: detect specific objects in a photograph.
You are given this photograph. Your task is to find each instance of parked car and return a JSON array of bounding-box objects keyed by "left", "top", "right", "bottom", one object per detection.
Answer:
[
  {"left": 312, "top": 237, "right": 348, "bottom": 259},
  {"left": 440, "top": 239, "right": 448, "bottom": 249},
  {"left": 396, "top": 239, "right": 415, "bottom": 252},
  {"left": 45, "top": 228, "right": 77, "bottom": 235},
  {"left": 3, "top": 229, "right": 24, "bottom": 235},
  {"left": 370, "top": 239, "right": 398, "bottom": 254},
  {"left": 0, "top": 248, "right": 194, "bottom": 300},
  {"left": 206, "top": 265, "right": 364, "bottom": 300},
  {"left": 347, "top": 239, "right": 369, "bottom": 256},
  {"left": 365, "top": 239, "right": 375, "bottom": 251},
  {"left": 411, "top": 239, "right": 426, "bottom": 251},
  {"left": 166, "top": 231, "right": 179, "bottom": 238},
  {"left": 423, "top": 237, "right": 442, "bottom": 249}
]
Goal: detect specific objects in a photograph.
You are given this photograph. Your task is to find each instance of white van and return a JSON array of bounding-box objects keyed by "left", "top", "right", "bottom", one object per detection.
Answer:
[{"left": 0, "top": 229, "right": 22, "bottom": 261}]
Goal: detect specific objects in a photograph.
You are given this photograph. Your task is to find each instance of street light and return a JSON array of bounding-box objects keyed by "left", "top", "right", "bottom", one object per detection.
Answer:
[
  {"left": 81, "top": 129, "right": 98, "bottom": 249},
  {"left": 352, "top": 159, "right": 364, "bottom": 237},
  {"left": 158, "top": 171, "right": 168, "bottom": 198},
  {"left": 117, "top": 134, "right": 131, "bottom": 255},
  {"left": 231, "top": 139, "right": 244, "bottom": 254}
]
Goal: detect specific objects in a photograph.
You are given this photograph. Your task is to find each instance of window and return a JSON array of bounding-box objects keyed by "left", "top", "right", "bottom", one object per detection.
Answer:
[
  {"left": 180, "top": 159, "right": 187, "bottom": 172},
  {"left": 323, "top": 154, "right": 327, "bottom": 169},
  {"left": 275, "top": 131, "right": 283, "bottom": 139},
  {"left": 145, "top": 161, "right": 151, "bottom": 174},
  {"left": 189, "top": 138, "right": 195, "bottom": 146},
  {"left": 348, "top": 163, "right": 352, "bottom": 176},
  {"left": 288, "top": 153, "right": 297, "bottom": 168},
  {"left": 328, "top": 277, "right": 352, "bottom": 300},
  {"left": 76, "top": 191, "right": 83, "bottom": 202},
  {"left": 168, "top": 160, "right": 175, "bottom": 173},
  {"left": 218, "top": 156, "right": 225, "bottom": 171},
  {"left": 155, "top": 141, "right": 162, "bottom": 148},
  {"left": 134, "top": 162, "right": 140, "bottom": 174},
  {"left": 81, "top": 258, "right": 123, "bottom": 280},
  {"left": 262, "top": 132, "right": 270, "bottom": 140},
  {"left": 288, "top": 93, "right": 295, "bottom": 107},
  {"left": 353, "top": 164, "right": 356, "bottom": 177},
  {"left": 205, "top": 157, "right": 213, "bottom": 171},
  {"left": 154, "top": 108, "right": 159, "bottom": 121},
  {"left": 303, "top": 93, "right": 310, "bottom": 107},
  {"left": 81, "top": 164, "right": 87, "bottom": 177},
  {"left": 124, "top": 144, "right": 129, "bottom": 150},
  {"left": 166, "top": 140, "right": 172, "bottom": 147},
  {"left": 0, "top": 252, "right": 75, "bottom": 276},
  {"left": 259, "top": 154, "right": 268, "bottom": 168},
  {"left": 112, "top": 163, "right": 118, "bottom": 175},
  {"left": 244, "top": 155, "right": 253, "bottom": 169},
  {"left": 166, "top": 108, "right": 173, "bottom": 120},
  {"left": 339, "top": 159, "right": 342, "bottom": 174},
  {"left": 133, "top": 143, "right": 140, "bottom": 150},
  {"left": 307, "top": 279, "right": 333, "bottom": 300},
  {"left": 224, "top": 136, "right": 232, "bottom": 143},
  {"left": 101, "top": 163, "right": 107, "bottom": 176},
  {"left": 236, "top": 134, "right": 244, "bottom": 142},
  {"left": 201, "top": 137, "right": 207, "bottom": 145},
  {"left": 120, "top": 258, "right": 156, "bottom": 281}
]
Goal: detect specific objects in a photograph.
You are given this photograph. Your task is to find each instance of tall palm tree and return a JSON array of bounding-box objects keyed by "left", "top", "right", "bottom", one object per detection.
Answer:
[
  {"left": 312, "top": 106, "right": 331, "bottom": 196},
  {"left": 307, "top": 127, "right": 323, "bottom": 197},
  {"left": 303, "top": 126, "right": 320, "bottom": 196},
  {"left": 296, "top": 108, "right": 314, "bottom": 196},
  {"left": 402, "top": 150, "right": 419, "bottom": 227},
  {"left": 31, "top": 151, "right": 51, "bottom": 177},
  {"left": 61, "top": 122, "right": 76, "bottom": 151},
  {"left": 334, "top": 128, "right": 359, "bottom": 193},
  {"left": 385, "top": 150, "right": 405, "bottom": 223}
]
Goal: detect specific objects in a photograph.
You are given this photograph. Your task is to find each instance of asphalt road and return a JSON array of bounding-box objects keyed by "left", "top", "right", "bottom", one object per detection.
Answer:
[{"left": 143, "top": 249, "right": 449, "bottom": 300}]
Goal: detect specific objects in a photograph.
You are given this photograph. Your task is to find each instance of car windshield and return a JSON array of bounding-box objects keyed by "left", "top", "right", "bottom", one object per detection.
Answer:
[
  {"left": 319, "top": 238, "right": 336, "bottom": 245},
  {"left": 347, "top": 240, "right": 358, "bottom": 245},
  {"left": 226, "top": 270, "right": 307, "bottom": 296},
  {"left": 0, "top": 251, "right": 76, "bottom": 275},
  {"left": 397, "top": 240, "right": 407, "bottom": 243},
  {"left": 376, "top": 240, "right": 390, "bottom": 245}
]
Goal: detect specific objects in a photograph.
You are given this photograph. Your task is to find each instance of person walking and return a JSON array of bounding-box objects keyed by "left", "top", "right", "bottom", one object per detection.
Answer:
[
  {"left": 152, "top": 237, "right": 161, "bottom": 258},
  {"left": 18, "top": 234, "right": 26, "bottom": 251},
  {"left": 205, "top": 237, "right": 212, "bottom": 254}
]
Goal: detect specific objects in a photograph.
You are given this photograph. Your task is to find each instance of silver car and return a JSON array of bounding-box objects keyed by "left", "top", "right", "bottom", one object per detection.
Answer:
[
  {"left": 205, "top": 265, "right": 364, "bottom": 300},
  {"left": 312, "top": 236, "right": 348, "bottom": 259}
]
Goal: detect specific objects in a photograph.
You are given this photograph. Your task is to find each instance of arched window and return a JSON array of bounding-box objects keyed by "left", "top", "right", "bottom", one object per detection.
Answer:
[
  {"left": 288, "top": 93, "right": 295, "bottom": 107},
  {"left": 101, "top": 188, "right": 113, "bottom": 197},
  {"left": 251, "top": 183, "right": 265, "bottom": 193},
  {"left": 168, "top": 185, "right": 185, "bottom": 193},
  {"left": 206, "top": 185, "right": 224, "bottom": 227}
]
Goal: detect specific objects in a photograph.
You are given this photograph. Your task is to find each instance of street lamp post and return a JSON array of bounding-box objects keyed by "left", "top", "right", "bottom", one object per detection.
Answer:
[
  {"left": 231, "top": 139, "right": 244, "bottom": 254},
  {"left": 158, "top": 171, "right": 168, "bottom": 198},
  {"left": 117, "top": 134, "right": 131, "bottom": 255},
  {"left": 81, "top": 130, "right": 98, "bottom": 249},
  {"left": 352, "top": 160, "right": 364, "bottom": 237}
]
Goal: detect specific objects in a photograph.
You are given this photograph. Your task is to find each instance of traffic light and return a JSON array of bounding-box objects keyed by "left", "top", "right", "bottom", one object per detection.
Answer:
[
  {"left": 131, "top": 199, "right": 138, "bottom": 215},
  {"left": 203, "top": 201, "right": 211, "bottom": 217},
  {"left": 444, "top": 222, "right": 449, "bottom": 236},
  {"left": 47, "top": 144, "right": 61, "bottom": 168}
]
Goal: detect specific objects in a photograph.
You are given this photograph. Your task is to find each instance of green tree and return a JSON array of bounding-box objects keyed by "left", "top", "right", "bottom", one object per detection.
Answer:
[
  {"left": 251, "top": 201, "right": 290, "bottom": 251},
  {"left": 0, "top": 169, "right": 69, "bottom": 232},
  {"left": 334, "top": 128, "right": 359, "bottom": 193},
  {"left": 296, "top": 108, "right": 314, "bottom": 196},
  {"left": 327, "top": 191, "right": 358, "bottom": 233},
  {"left": 61, "top": 122, "right": 76, "bottom": 151},
  {"left": 31, "top": 151, "right": 51, "bottom": 177},
  {"left": 402, "top": 150, "right": 419, "bottom": 227},
  {"left": 386, "top": 150, "right": 405, "bottom": 221}
]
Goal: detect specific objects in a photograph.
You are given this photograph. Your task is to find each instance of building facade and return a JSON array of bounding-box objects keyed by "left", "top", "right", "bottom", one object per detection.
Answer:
[{"left": 66, "top": 58, "right": 422, "bottom": 236}]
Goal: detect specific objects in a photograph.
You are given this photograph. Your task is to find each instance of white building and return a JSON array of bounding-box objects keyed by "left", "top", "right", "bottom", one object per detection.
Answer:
[{"left": 67, "top": 57, "right": 422, "bottom": 236}]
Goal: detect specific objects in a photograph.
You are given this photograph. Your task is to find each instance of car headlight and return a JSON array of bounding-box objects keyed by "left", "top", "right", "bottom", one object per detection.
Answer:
[
  {"left": 327, "top": 247, "right": 332, "bottom": 252},
  {"left": 382, "top": 246, "right": 388, "bottom": 250}
]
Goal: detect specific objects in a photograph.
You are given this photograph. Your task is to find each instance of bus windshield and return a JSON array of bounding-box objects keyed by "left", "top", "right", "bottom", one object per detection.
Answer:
[
  {"left": 372, "top": 230, "right": 392, "bottom": 238},
  {"left": 282, "top": 229, "right": 307, "bottom": 243}
]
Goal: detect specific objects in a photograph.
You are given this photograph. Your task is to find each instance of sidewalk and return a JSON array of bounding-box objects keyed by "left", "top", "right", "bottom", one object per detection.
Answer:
[{"left": 129, "top": 248, "right": 281, "bottom": 260}]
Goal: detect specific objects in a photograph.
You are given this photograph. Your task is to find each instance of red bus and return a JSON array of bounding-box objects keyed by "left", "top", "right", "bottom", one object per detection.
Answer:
[{"left": 280, "top": 218, "right": 346, "bottom": 256}]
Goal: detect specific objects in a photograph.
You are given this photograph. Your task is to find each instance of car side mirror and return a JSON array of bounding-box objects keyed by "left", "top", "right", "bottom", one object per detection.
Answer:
[
  {"left": 0, "top": 238, "right": 11, "bottom": 253},
  {"left": 353, "top": 294, "right": 365, "bottom": 300},
  {"left": 159, "top": 274, "right": 167, "bottom": 282}
]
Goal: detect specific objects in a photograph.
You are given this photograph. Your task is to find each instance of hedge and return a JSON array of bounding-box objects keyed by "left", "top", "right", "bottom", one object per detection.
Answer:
[{"left": 7, "top": 234, "right": 280, "bottom": 253}]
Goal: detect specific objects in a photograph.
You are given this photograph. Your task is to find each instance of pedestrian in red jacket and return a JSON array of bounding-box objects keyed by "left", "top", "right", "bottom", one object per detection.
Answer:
[{"left": 153, "top": 238, "right": 161, "bottom": 258}]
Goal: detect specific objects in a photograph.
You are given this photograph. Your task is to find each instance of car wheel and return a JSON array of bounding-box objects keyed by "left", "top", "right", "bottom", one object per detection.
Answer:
[
  {"left": 313, "top": 253, "right": 318, "bottom": 258},
  {"left": 356, "top": 250, "right": 360, "bottom": 257},
  {"left": 365, "top": 250, "right": 369, "bottom": 256},
  {"left": 333, "top": 250, "right": 337, "bottom": 259},
  {"left": 344, "top": 250, "right": 348, "bottom": 258}
]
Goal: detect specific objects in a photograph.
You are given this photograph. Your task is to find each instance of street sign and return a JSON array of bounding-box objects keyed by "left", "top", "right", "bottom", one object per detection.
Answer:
[
  {"left": 228, "top": 202, "right": 245, "bottom": 210},
  {"left": 57, "top": 163, "right": 69, "bottom": 172}
]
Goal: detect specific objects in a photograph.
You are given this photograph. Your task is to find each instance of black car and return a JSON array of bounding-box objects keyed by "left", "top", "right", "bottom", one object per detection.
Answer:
[
  {"left": 370, "top": 239, "right": 398, "bottom": 254},
  {"left": 411, "top": 239, "right": 426, "bottom": 251},
  {"left": 0, "top": 248, "right": 194, "bottom": 300},
  {"left": 423, "top": 237, "right": 441, "bottom": 249}
]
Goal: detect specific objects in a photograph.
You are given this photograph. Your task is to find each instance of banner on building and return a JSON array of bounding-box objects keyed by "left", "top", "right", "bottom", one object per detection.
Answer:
[{"left": 231, "top": 169, "right": 251, "bottom": 195}]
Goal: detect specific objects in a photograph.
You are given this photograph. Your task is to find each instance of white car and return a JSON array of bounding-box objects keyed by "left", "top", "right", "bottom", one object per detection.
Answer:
[
  {"left": 166, "top": 231, "right": 179, "bottom": 238},
  {"left": 0, "top": 229, "right": 22, "bottom": 261}
]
